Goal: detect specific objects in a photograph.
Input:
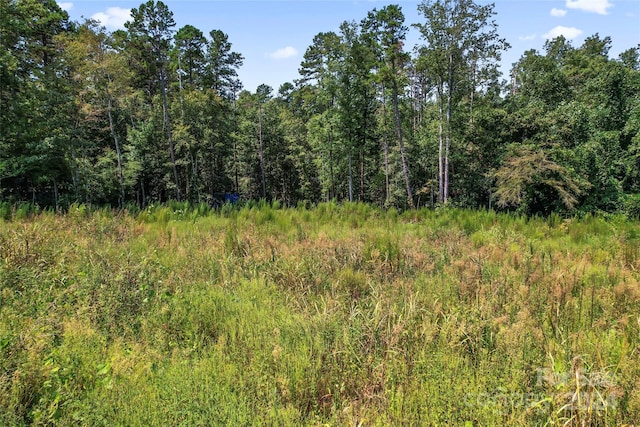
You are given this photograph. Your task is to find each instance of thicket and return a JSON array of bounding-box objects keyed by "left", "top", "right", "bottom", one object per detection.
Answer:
[{"left": 1, "top": 203, "right": 639, "bottom": 425}]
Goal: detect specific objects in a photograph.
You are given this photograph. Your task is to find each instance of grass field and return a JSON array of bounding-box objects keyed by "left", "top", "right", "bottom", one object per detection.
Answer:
[{"left": 1, "top": 202, "right": 639, "bottom": 425}]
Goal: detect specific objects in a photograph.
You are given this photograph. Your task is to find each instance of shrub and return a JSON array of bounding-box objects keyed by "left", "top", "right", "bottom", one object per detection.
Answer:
[{"left": 623, "top": 194, "right": 640, "bottom": 219}]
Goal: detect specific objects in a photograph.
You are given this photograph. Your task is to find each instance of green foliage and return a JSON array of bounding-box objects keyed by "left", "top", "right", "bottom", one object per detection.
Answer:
[
  {"left": 492, "top": 144, "right": 584, "bottom": 215},
  {"left": 2, "top": 0, "right": 639, "bottom": 215},
  {"left": 505, "top": 35, "right": 640, "bottom": 214},
  {"left": 623, "top": 193, "right": 640, "bottom": 219}
]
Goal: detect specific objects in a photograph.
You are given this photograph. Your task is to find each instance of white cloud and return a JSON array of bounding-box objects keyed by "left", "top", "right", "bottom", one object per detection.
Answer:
[
  {"left": 565, "top": 0, "right": 612, "bottom": 15},
  {"left": 91, "top": 7, "right": 131, "bottom": 30},
  {"left": 267, "top": 46, "right": 298, "bottom": 60},
  {"left": 543, "top": 25, "right": 584, "bottom": 40},
  {"left": 550, "top": 8, "right": 567, "bottom": 17},
  {"left": 57, "top": 2, "right": 73, "bottom": 12},
  {"left": 518, "top": 34, "right": 537, "bottom": 41}
]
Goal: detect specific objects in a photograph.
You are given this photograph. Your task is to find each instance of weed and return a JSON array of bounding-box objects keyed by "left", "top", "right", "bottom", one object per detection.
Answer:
[{"left": 0, "top": 205, "right": 638, "bottom": 425}]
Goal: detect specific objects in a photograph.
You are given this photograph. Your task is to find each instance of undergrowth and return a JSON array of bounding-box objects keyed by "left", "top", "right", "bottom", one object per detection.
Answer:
[{"left": 0, "top": 203, "right": 638, "bottom": 425}]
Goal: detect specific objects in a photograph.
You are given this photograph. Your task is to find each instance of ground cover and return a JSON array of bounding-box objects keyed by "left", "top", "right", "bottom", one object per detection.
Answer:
[{"left": 1, "top": 202, "right": 638, "bottom": 425}]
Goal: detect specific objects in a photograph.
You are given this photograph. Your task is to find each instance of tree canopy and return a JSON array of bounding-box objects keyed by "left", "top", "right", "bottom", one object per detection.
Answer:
[{"left": 1, "top": 0, "right": 638, "bottom": 216}]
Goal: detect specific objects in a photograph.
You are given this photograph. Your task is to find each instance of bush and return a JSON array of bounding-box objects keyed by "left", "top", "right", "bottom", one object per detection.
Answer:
[
  {"left": 624, "top": 194, "right": 640, "bottom": 219},
  {"left": 0, "top": 202, "right": 11, "bottom": 220}
]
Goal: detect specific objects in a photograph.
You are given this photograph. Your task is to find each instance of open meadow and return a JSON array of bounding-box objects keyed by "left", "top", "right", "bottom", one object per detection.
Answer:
[{"left": 1, "top": 202, "right": 639, "bottom": 425}]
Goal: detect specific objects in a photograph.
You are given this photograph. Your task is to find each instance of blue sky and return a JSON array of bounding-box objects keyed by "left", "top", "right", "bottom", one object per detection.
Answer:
[{"left": 57, "top": 0, "right": 640, "bottom": 92}]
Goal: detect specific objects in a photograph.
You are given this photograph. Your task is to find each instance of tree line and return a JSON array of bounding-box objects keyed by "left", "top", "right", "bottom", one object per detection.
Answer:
[{"left": 1, "top": 0, "right": 639, "bottom": 215}]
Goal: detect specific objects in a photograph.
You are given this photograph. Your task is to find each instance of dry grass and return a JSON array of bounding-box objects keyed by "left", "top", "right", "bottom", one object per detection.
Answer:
[{"left": 0, "top": 203, "right": 638, "bottom": 425}]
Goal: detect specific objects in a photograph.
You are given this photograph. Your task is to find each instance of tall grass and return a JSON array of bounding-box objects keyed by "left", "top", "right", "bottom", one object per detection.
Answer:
[{"left": 0, "top": 204, "right": 638, "bottom": 425}]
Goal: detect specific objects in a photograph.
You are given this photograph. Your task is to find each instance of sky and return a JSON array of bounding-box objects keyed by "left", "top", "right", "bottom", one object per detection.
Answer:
[{"left": 57, "top": 0, "right": 640, "bottom": 93}]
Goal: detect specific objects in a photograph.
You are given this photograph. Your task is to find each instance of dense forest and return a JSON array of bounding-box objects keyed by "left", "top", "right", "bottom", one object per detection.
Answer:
[{"left": 1, "top": 0, "right": 639, "bottom": 215}]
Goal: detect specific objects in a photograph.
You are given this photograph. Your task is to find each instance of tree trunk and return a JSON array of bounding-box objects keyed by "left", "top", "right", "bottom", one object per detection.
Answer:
[
  {"left": 469, "top": 58, "right": 476, "bottom": 129},
  {"left": 186, "top": 149, "right": 194, "bottom": 200},
  {"left": 321, "top": 151, "right": 328, "bottom": 202},
  {"left": 194, "top": 154, "right": 200, "bottom": 202},
  {"left": 437, "top": 83, "right": 444, "bottom": 203},
  {"left": 360, "top": 149, "right": 364, "bottom": 202},
  {"left": 69, "top": 120, "right": 79, "bottom": 200},
  {"left": 107, "top": 94, "right": 125, "bottom": 208},
  {"left": 444, "top": 52, "right": 453, "bottom": 205},
  {"left": 232, "top": 96, "right": 239, "bottom": 193},
  {"left": 392, "top": 76, "right": 414, "bottom": 208},
  {"left": 348, "top": 152, "right": 353, "bottom": 202},
  {"left": 258, "top": 105, "right": 267, "bottom": 199},
  {"left": 53, "top": 178, "right": 58, "bottom": 210},
  {"left": 383, "top": 139, "right": 390, "bottom": 206},
  {"left": 209, "top": 150, "right": 223, "bottom": 201},
  {"left": 177, "top": 53, "right": 185, "bottom": 121},
  {"left": 233, "top": 140, "right": 239, "bottom": 193},
  {"left": 329, "top": 134, "right": 335, "bottom": 200},
  {"left": 382, "top": 83, "right": 390, "bottom": 206},
  {"left": 160, "top": 66, "right": 180, "bottom": 200}
]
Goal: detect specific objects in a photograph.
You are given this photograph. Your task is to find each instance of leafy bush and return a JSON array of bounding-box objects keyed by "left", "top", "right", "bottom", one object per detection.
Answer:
[{"left": 623, "top": 193, "right": 640, "bottom": 219}]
